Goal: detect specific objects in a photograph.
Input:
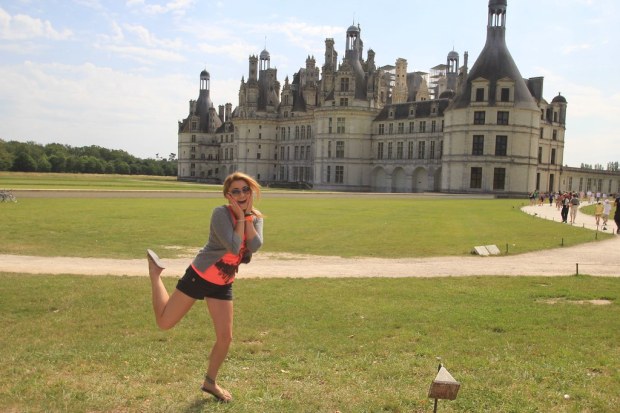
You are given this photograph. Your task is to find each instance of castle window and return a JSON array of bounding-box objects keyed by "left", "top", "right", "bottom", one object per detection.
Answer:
[
  {"left": 493, "top": 168, "right": 506, "bottom": 190},
  {"left": 301, "top": 125, "right": 306, "bottom": 139},
  {"left": 552, "top": 130, "right": 557, "bottom": 140},
  {"left": 389, "top": 123, "right": 394, "bottom": 134},
  {"left": 327, "top": 141, "right": 332, "bottom": 158},
  {"left": 551, "top": 148, "right": 556, "bottom": 164},
  {"left": 501, "top": 88, "right": 510, "bottom": 102},
  {"left": 326, "top": 165, "right": 331, "bottom": 183},
  {"left": 407, "top": 142, "right": 414, "bottom": 159},
  {"left": 398, "top": 123, "right": 404, "bottom": 134},
  {"left": 472, "top": 135, "right": 484, "bottom": 156},
  {"left": 430, "top": 141, "right": 435, "bottom": 159},
  {"left": 379, "top": 124, "right": 385, "bottom": 135},
  {"left": 191, "top": 121, "right": 197, "bottom": 131},
  {"left": 475, "top": 88, "right": 485, "bottom": 102},
  {"left": 335, "top": 166, "right": 344, "bottom": 183},
  {"left": 409, "top": 122, "right": 414, "bottom": 133},
  {"left": 191, "top": 135, "right": 196, "bottom": 143},
  {"left": 495, "top": 135, "right": 507, "bottom": 156},
  {"left": 336, "top": 117, "right": 345, "bottom": 134},
  {"left": 538, "top": 147, "right": 543, "bottom": 163},
  {"left": 474, "top": 111, "right": 485, "bottom": 125},
  {"left": 387, "top": 142, "right": 393, "bottom": 159},
  {"left": 418, "top": 141, "right": 426, "bottom": 159},
  {"left": 431, "top": 120, "right": 436, "bottom": 132},
  {"left": 341, "top": 78, "right": 349, "bottom": 92},
  {"left": 470, "top": 167, "right": 482, "bottom": 189},
  {"left": 396, "top": 142, "right": 404, "bottom": 159},
  {"left": 419, "top": 121, "right": 426, "bottom": 133},
  {"left": 377, "top": 142, "right": 384, "bottom": 159},
  {"left": 340, "top": 98, "right": 348, "bottom": 106},
  {"left": 497, "top": 111, "right": 509, "bottom": 125},
  {"left": 328, "top": 118, "right": 332, "bottom": 134},
  {"left": 336, "top": 141, "right": 345, "bottom": 158}
]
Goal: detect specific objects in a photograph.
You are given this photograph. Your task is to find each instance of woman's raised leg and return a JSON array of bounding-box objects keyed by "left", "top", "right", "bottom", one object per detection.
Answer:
[{"left": 148, "top": 256, "right": 195, "bottom": 330}]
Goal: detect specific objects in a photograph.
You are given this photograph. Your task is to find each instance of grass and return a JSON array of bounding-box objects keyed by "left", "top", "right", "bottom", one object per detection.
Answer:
[
  {"left": 0, "top": 196, "right": 610, "bottom": 259},
  {"left": 1, "top": 274, "right": 618, "bottom": 412},
  {"left": 0, "top": 172, "right": 220, "bottom": 191},
  {"left": 1, "top": 173, "right": 618, "bottom": 412}
]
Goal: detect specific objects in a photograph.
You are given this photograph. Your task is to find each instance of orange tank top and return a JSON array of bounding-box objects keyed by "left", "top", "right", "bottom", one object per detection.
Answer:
[{"left": 191, "top": 207, "right": 247, "bottom": 285}]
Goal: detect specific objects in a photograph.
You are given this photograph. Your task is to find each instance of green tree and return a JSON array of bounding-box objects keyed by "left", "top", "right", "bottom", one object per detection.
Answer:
[
  {"left": 49, "top": 154, "right": 67, "bottom": 172},
  {"left": 0, "top": 143, "right": 13, "bottom": 170},
  {"left": 12, "top": 152, "right": 37, "bottom": 172},
  {"left": 36, "top": 155, "right": 52, "bottom": 172}
]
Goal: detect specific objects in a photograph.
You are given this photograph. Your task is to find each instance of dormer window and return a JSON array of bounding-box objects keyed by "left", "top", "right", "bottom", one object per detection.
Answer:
[
  {"left": 340, "top": 77, "right": 349, "bottom": 92},
  {"left": 471, "top": 79, "right": 490, "bottom": 104},
  {"left": 500, "top": 88, "right": 510, "bottom": 102},
  {"left": 496, "top": 78, "right": 515, "bottom": 103}
]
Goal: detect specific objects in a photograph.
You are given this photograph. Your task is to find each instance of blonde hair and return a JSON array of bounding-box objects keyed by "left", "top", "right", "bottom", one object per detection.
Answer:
[{"left": 222, "top": 171, "right": 262, "bottom": 216}]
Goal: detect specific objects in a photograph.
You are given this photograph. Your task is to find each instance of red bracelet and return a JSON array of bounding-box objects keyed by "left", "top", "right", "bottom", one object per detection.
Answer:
[{"left": 244, "top": 215, "right": 254, "bottom": 222}]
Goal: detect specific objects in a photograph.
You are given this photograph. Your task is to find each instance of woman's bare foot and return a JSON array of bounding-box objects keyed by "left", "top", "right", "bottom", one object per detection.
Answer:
[
  {"left": 201, "top": 377, "right": 232, "bottom": 403},
  {"left": 146, "top": 249, "right": 165, "bottom": 279}
]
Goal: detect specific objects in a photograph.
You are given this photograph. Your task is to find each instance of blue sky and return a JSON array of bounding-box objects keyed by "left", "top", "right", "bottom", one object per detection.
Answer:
[{"left": 0, "top": 0, "right": 618, "bottom": 167}]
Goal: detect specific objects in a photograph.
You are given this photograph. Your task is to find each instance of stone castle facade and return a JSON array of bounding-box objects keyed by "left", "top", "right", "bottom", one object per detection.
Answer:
[{"left": 177, "top": 0, "right": 620, "bottom": 195}]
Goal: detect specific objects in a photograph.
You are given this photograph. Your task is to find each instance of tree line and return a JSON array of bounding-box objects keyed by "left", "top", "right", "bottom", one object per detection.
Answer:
[{"left": 0, "top": 140, "right": 177, "bottom": 176}]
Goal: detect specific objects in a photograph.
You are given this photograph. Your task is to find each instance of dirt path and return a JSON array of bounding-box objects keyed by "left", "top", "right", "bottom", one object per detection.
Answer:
[{"left": 1, "top": 203, "right": 619, "bottom": 278}]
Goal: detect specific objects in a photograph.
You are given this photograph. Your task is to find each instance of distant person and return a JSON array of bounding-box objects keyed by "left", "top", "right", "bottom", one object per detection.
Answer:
[
  {"left": 602, "top": 199, "right": 612, "bottom": 230},
  {"left": 615, "top": 196, "right": 620, "bottom": 234},
  {"left": 594, "top": 201, "right": 604, "bottom": 227},
  {"left": 146, "top": 172, "right": 264, "bottom": 403},
  {"left": 561, "top": 193, "right": 570, "bottom": 223},
  {"left": 569, "top": 193, "right": 580, "bottom": 224}
]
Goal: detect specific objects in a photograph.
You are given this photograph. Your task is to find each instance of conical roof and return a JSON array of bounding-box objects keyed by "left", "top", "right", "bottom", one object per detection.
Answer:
[{"left": 451, "top": 1, "right": 537, "bottom": 110}]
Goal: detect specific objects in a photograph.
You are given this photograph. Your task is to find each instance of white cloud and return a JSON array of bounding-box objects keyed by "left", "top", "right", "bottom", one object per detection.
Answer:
[
  {"left": 100, "top": 44, "right": 186, "bottom": 64},
  {"left": 0, "top": 61, "right": 193, "bottom": 157},
  {"left": 561, "top": 43, "right": 592, "bottom": 55},
  {"left": 0, "top": 7, "right": 72, "bottom": 40},
  {"left": 197, "top": 41, "right": 257, "bottom": 63},
  {"left": 123, "top": 23, "right": 182, "bottom": 48},
  {"left": 127, "top": 0, "right": 195, "bottom": 16}
]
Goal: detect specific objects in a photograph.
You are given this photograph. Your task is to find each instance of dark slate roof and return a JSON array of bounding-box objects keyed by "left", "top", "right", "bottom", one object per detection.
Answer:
[
  {"left": 451, "top": 25, "right": 538, "bottom": 110},
  {"left": 552, "top": 93, "right": 567, "bottom": 103},
  {"left": 374, "top": 99, "right": 451, "bottom": 122}
]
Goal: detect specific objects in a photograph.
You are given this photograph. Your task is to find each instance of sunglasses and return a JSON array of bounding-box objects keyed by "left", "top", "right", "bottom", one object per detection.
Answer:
[{"left": 229, "top": 186, "right": 251, "bottom": 196}]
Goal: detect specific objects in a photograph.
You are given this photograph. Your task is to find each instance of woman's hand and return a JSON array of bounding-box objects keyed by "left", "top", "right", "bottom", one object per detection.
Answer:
[{"left": 226, "top": 194, "right": 245, "bottom": 220}]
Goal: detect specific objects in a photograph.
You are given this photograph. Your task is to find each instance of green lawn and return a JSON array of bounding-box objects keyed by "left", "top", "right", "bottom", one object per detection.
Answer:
[
  {"left": 1, "top": 274, "right": 618, "bottom": 412},
  {"left": 1, "top": 172, "right": 618, "bottom": 412},
  {"left": 0, "top": 196, "right": 609, "bottom": 259},
  {"left": 0, "top": 171, "right": 218, "bottom": 191}
]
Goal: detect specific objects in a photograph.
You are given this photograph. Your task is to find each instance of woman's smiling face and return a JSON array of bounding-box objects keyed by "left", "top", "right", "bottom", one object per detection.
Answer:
[{"left": 228, "top": 179, "right": 251, "bottom": 210}]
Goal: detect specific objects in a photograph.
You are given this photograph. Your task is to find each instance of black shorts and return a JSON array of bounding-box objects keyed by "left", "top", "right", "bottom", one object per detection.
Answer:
[{"left": 176, "top": 266, "right": 233, "bottom": 301}]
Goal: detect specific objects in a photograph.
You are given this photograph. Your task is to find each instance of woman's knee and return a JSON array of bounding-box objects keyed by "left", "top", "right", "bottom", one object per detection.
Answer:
[{"left": 156, "top": 316, "right": 180, "bottom": 331}]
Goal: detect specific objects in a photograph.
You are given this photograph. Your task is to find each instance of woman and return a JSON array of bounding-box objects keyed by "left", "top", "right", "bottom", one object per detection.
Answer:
[
  {"left": 146, "top": 171, "right": 264, "bottom": 402},
  {"left": 614, "top": 196, "right": 620, "bottom": 234}
]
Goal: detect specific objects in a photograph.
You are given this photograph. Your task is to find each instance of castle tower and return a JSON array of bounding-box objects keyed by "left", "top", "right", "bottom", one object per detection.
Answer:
[
  {"left": 392, "top": 58, "right": 408, "bottom": 104},
  {"left": 442, "top": 0, "right": 542, "bottom": 195}
]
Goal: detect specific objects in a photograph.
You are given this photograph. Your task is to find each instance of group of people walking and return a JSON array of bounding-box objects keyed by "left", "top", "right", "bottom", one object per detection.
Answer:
[{"left": 531, "top": 190, "right": 620, "bottom": 233}]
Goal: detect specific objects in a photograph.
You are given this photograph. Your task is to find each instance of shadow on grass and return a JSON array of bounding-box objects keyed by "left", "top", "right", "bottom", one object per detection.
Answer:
[{"left": 184, "top": 397, "right": 212, "bottom": 412}]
